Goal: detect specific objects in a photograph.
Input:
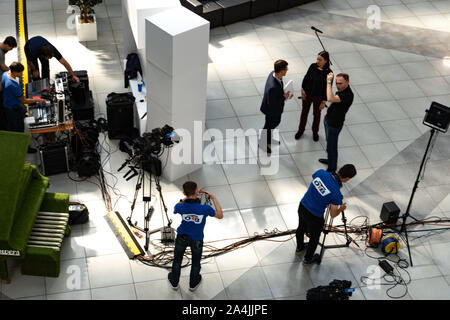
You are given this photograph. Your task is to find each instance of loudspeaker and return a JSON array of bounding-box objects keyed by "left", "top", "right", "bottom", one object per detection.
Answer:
[
  {"left": 71, "top": 91, "right": 94, "bottom": 121},
  {"left": 38, "top": 141, "right": 70, "bottom": 176},
  {"left": 380, "top": 201, "right": 400, "bottom": 225},
  {"left": 423, "top": 101, "right": 450, "bottom": 133},
  {"left": 106, "top": 92, "right": 135, "bottom": 139}
]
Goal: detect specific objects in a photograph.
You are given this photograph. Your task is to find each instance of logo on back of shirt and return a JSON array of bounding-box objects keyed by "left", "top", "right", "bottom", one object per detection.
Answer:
[
  {"left": 313, "top": 177, "right": 331, "bottom": 196},
  {"left": 182, "top": 214, "right": 204, "bottom": 224}
]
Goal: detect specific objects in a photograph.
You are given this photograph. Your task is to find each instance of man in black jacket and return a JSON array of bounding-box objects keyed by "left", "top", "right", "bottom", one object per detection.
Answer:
[{"left": 260, "top": 59, "right": 293, "bottom": 154}]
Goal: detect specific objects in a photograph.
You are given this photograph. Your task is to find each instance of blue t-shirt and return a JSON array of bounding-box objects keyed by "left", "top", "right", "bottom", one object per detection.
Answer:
[
  {"left": 174, "top": 202, "right": 216, "bottom": 241},
  {"left": 301, "top": 169, "right": 342, "bottom": 218},
  {"left": 26, "top": 36, "right": 62, "bottom": 61},
  {"left": 1, "top": 72, "right": 23, "bottom": 110}
]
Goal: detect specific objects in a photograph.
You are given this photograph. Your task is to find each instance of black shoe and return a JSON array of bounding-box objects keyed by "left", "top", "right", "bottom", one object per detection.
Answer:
[
  {"left": 318, "top": 158, "right": 328, "bottom": 165},
  {"left": 267, "top": 146, "right": 272, "bottom": 154},
  {"left": 303, "top": 253, "right": 321, "bottom": 265},
  {"left": 295, "top": 243, "right": 308, "bottom": 255},
  {"left": 294, "top": 131, "right": 303, "bottom": 140},
  {"left": 27, "top": 147, "right": 37, "bottom": 154},
  {"left": 189, "top": 275, "right": 202, "bottom": 292},
  {"left": 168, "top": 273, "right": 179, "bottom": 290},
  {"left": 313, "top": 133, "right": 319, "bottom": 142}
]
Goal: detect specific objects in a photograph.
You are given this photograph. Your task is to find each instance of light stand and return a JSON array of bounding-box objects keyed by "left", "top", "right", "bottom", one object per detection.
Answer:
[
  {"left": 398, "top": 129, "right": 438, "bottom": 267},
  {"left": 396, "top": 102, "right": 449, "bottom": 267}
]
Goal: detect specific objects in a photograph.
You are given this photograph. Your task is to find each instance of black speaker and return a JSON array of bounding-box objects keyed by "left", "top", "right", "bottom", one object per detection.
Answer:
[
  {"left": 423, "top": 101, "right": 450, "bottom": 133},
  {"left": 71, "top": 91, "right": 94, "bottom": 121},
  {"left": 106, "top": 92, "right": 135, "bottom": 139},
  {"left": 38, "top": 141, "right": 70, "bottom": 176},
  {"left": 380, "top": 201, "right": 400, "bottom": 225}
]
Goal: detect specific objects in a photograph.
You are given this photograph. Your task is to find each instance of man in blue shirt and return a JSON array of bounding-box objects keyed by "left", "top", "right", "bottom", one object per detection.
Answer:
[
  {"left": 2, "top": 62, "right": 46, "bottom": 152},
  {"left": 168, "top": 181, "right": 223, "bottom": 291},
  {"left": 0, "top": 36, "right": 18, "bottom": 130},
  {"left": 24, "top": 36, "right": 79, "bottom": 82},
  {"left": 296, "top": 164, "right": 356, "bottom": 265}
]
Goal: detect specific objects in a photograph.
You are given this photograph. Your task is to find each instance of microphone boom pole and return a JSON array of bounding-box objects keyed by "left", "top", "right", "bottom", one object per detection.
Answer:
[{"left": 311, "top": 26, "right": 332, "bottom": 66}]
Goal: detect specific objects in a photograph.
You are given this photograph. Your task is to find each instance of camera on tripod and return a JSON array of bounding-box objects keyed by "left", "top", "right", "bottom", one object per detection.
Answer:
[
  {"left": 119, "top": 125, "right": 177, "bottom": 157},
  {"left": 118, "top": 125, "right": 178, "bottom": 178},
  {"left": 306, "top": 279, "right": 354, "bottom": 300}
]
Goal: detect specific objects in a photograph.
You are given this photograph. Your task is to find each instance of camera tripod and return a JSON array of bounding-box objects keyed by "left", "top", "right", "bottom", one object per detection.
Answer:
[
  {"left": 317, "top": 205, "right": 354, "bottom": 263},
  {"left": 121, "top": 160, "right": 175, "bottom": 252}
]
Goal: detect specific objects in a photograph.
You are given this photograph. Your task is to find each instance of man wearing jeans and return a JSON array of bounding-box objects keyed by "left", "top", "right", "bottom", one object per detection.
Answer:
[
  {"left": 296, "top": 164, "right": 356, "bottom": 265},
  {"left": 318, "top": 73, "right": 353, "bottom": 173},
  {"left": 168, "top": 181, "right": 223, "bottom": 291}
]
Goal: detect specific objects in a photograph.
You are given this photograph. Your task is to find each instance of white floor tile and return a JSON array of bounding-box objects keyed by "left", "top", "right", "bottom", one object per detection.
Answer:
[
  {"left": 267, "top": 177, "right": 308, "bottom": 205},
  {"left": 221, "top": 267, "right": 273, "bottom": 300},
  {"left": 1, "top": 268, "right": 46, "bottom": 299},
  {"left": 408, "top": 276, "right": 450, "bottom": 300},
  {"left": 179, "top": 272, "right": 227, "bottom": 300},
  {"left": 46, "top": 289, "right": 92, "bottom": 300},
  {"left": 92, "top": 284, "right": 136, "bottom": 300},
  {"left": 45, "top": 258, "right": 90, "bottom": 295},
  {"left": 135, "top": 279, "right": 182, "bottom": 300},
  {"left": 230, "top": 181, "right": 277, "bottom": 209},
  {"left": 262, "top": 262, "right": 313, "bottom": 298},
  {"left": 87, "top": 253, "right": 133, "bottom": 288}
]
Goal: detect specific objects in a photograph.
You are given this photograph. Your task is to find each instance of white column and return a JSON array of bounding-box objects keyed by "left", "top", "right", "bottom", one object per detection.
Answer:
[{"left": 145, "top": 6, "right": 210, "bottom": 181}]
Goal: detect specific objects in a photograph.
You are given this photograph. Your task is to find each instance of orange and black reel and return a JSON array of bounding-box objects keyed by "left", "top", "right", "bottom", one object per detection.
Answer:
[{"left": 367, "top": 227, "right": 383, "bottom": 248}]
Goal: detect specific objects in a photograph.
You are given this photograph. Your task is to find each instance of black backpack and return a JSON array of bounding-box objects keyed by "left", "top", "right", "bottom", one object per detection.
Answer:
[
  {"left": 124, "top": 53, "right": 142, "bottom": 88},
  {"left": 68, "top": 202, "right": 90, "bottom": 225}
]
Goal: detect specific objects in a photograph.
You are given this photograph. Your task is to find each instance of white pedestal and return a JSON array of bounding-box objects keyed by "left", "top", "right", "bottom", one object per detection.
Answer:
[
  {"left": 123, "top": 0, "right": 180, "bottom": 50},
  {"left": 75, "top": 15, "right": 97, "bottom": 42},
  {"left": 145, "top": 7, "right": 210, "bottom": 182}
]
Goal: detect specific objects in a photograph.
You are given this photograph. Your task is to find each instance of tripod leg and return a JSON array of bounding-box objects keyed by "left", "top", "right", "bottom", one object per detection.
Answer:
[{"left": 319, "top": 206, "right": 331, "bottom": 262}]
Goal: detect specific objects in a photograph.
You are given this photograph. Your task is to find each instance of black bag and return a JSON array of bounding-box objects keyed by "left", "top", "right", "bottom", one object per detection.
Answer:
[
  {"left": 68, "top": 202, "right": 90, "bottom": 225},
  {"left": 106, "top": 92, "right": 136, "bottom": 139},
  {"left": 124, "top": 53, "right": 142, "bottom": 88}
]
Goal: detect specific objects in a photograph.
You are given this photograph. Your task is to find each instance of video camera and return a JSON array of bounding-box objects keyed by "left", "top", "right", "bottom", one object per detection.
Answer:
[
  {"left": 118, "top": 125, "right": 178, "bottom": 178},
  {"left": 119, "top": 125, "right": 177, "bottom": 157},
  {"left": 306, "top": 279, "right": 354, "bottom": 300}
]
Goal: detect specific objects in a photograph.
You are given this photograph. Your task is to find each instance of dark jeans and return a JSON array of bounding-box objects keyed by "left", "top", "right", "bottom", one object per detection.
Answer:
[
  {"left": 170, "top": 234, "right": 203, "bottom": 287},
  {"left": 25, "top": 43, "right": 50, "bottom": 81},
  {"left": 298, "top": 95, "right": 322, "bottom": 133},
  {"left": 4, "top": 106, "right": 25, "bottom": 133},
  {"left": 296, "top": 202, "right": 324, "bottom": 261},
  {"left": 324, "top": 119, "right": 342, "bottom": 173},
  {"left": 263, "top": 114, "right": 282, "bottom": 146}
]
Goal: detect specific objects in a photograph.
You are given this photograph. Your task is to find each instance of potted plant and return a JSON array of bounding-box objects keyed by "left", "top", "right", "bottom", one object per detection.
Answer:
[{"left": 69, "top": 0, "right": 103, "bottom": 41}]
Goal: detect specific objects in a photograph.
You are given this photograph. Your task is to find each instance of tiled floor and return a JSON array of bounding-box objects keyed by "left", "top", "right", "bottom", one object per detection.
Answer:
[{"left": 1, "top": 0, "right": 450, "bottom": 300}]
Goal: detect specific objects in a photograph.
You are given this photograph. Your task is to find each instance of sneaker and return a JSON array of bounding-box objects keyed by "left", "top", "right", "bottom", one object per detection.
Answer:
[
  {"left": 294, "top": 131, "right": 303, "bottom": 140},
  {"left": 303, "top": 253, "right": 321, "bottom": 265},
  {"left": 27, "top": 146, "right": 37, "bottom": 154},
  {"left": 318, "top": 158, "right": 328, "bottom": 165},
  {"left": 168, "top": 273, "right": 179, "bottom": 290},
  {"left": 189, "top": 275, "right": 202, "bottom": 292},
  {"left": 313, "top": 133, "right": 319, "bottom": 142}
]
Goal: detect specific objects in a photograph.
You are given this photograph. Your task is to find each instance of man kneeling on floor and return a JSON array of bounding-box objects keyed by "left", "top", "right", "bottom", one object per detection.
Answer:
[
  {"left": 169, "top": 181, "right": 223, "bottom": 291},
  {"left": 296, "top": 164, "right": 357, "bottom": 265}
]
